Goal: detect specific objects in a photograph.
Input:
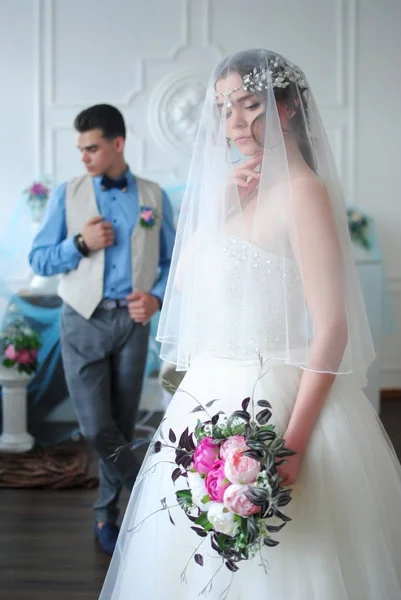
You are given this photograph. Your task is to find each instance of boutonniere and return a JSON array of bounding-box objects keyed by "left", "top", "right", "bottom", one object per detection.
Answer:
[{"left": 139, "top": 205, "right": 159, "bottom": 229}]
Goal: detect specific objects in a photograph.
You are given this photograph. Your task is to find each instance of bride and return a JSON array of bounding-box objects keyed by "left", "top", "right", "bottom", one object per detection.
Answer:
[{"left": 99, "top": 49, "right": 401, "bottom": 599}]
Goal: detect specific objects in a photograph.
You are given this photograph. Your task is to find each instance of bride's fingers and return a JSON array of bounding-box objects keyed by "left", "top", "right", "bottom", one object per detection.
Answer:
[
  {"left": 242, "top": 154, "right": 263, "bottom": 168},
  {"left": 234, "top": 169, "right": 261, "bottom": 183},
  {"left": 245, "top": 178, "right": 259, "bottom": 194}
]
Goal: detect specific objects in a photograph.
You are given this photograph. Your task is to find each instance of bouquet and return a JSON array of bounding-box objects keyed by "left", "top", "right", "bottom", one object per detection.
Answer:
[
  {"left": 152, "top": 390, "right": 295, "bottom": 593},
  {"left": 1, "top": 318, "right": 41, "bottom": 376}
]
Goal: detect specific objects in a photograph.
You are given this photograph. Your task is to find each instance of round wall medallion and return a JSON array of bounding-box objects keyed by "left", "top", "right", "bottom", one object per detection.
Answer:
[{"left": 149, "top": 69, "right": 207, "bottom": 154}]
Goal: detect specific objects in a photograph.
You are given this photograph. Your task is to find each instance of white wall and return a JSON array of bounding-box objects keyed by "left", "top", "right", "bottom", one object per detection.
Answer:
[{"left": 0, "top": 0, "right": 400, "bottom": 387}]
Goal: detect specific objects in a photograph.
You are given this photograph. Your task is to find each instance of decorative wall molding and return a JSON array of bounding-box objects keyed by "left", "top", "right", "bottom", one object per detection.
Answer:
[
  {"left": 148, "top": 69, "right": 206, "bottom": 155},
  {"left": 33, "top": 0, "right": 44, "bottom": 177}
]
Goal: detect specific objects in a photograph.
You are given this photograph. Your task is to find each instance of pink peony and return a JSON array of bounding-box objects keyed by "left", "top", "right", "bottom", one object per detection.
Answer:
[
  {"left": 205, "top": 460, "right": 231, "bottom": 502},
  {"left": 220, "top": 435, "right": 247, "bottom": 461},
  {"left": 224, "top": 484, "right": 261, "bottom": 517},
  {"left": 193, "top": 437, "right": 219, "bottom": 475},
  {"left": 224, "top": 449, "right": 260, "bottom": 485},
  {"left": 4, "top": 344, "right": 18, "bottom": 361},
  {"left": 17, "top": 350, "right": 35, "bottom": 365}
]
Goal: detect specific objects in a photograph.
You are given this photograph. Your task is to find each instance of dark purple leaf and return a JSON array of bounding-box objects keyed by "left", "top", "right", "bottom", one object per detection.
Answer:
[
  {"left": 178, "top": 426, "right": 189, "bottom": 449},
  {"left": 257, "top": 399, "right": 272, "bottom": 408},
  {"left": 275, "top": 509, "right": 292, "bottom": 522},
  {"left": 230, "top": 410, "right": 250, "bottom": 422},
  {"left": 187, "top": 514, "right": 198, "bottom": 522},
  {"left": 242, "top": 397, "right": 251, "bottom": 412},
  {"left": 169, "top": 429, "right": 177, "bottom": 443},
  {"left": 187, "top": 433, "right": 196, "bottom": 451},
  {"left": 247, "top": 516, "right": 258, "bottom": 537},
  {"left": 242, "top": 450, "right": 262, "bottom": 461},
  {"left": 191, "top": 526, "right": 208, "bottom": 537},
  {"left": 266, "top": 523, "right": 286, "bottom": 533},
  {"left": 168, "top": 510, "right": 175, "bottom": 526},
  {"left": 154, "top": 441, "right": 162, "bottom": 453},
  {"left": 206, "top": 399, "right": 219, "bottom": 408},
  {"left": 194, "top": 553, "right": 204, "bottom": 566},
  {"left": 191, "top": 406, "right": 205, "bottom": 414},
  {"left": 175, "top": 449, "right": 190, "bottom": 467},
  {"left": 171, "top": 468, "right": 181, "bottom": 483},
  {"left": 264, "top": 537, "right": 279, "bottom": 547},
  {"left": 211, "top": 414, "right": 220, "bottom": 425},
  {"left": 210, "top": 536, "right": 220, "bottom": 552},
  {"left": 225, "top": 561, "right": 239, "bottom": 572},
  {"left": 276, "top": 448, "right": 296, "bottom": 458},
  {"left": 182, "top": 454, "right": 193, "bottom": 469},
  {"left": 246, "top": 439, "right": 268, "bottom": 452},
  {"left": 257, "top": 430, "right": 276, "bottom": 442},
  {"left": 256, "top": 409, "right": 272, "bottom": 425}
]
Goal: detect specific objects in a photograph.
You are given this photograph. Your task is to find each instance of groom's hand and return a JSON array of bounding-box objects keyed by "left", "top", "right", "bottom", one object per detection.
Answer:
[{"left": 126, "top": 292, "right": 160, "bottom": 323}]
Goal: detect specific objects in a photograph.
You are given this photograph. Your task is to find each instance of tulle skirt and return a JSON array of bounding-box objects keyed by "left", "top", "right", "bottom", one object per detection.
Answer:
[{"left": 99, "top": 356, "right": 401, "bottom": 599}]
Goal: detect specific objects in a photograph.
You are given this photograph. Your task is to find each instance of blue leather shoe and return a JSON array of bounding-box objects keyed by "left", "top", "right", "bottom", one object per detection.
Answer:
[{"left": 94, "top": 522, "right": 119, "bottom": 555}]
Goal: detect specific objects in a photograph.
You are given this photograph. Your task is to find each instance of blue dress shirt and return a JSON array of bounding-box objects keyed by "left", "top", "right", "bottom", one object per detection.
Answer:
[{"left": 29, "top": 170, "right": 176, "bottom": 302}]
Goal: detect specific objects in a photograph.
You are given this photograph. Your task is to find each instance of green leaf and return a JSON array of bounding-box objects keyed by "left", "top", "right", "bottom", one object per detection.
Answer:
[
  {"left": 176, "top": 489, "right": 192, "bottom": 501},
  {"left": 3, "top": 358, "right": 15, "bottom": 367},
  {"left": 195, "top": 512, "right": 213, "bottom": 531},
  {"left": 200, "top": 494, "right": 211, "bottom": 504}
]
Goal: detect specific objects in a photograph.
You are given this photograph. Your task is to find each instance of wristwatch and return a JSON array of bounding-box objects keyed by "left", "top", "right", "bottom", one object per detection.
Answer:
[{"left": 73, "top": 233, "right": 90, "bottom": 257}]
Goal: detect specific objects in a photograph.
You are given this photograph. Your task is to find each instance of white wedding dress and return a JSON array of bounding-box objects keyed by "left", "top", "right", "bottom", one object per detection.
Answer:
[{"left": 100, "top": 238, "right": 401, "bottom": 600}]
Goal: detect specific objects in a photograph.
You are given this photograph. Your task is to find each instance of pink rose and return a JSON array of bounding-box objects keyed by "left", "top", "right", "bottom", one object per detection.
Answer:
[
  {"left": 220, "top": 435, "right": 247, "bottom": 461},
  {"left": 4, "top": 344, "right": 18, "bottom": 361},
  {"left": 193, "top": 437, "right": 219, "bottom": 475},
  {"left": 224, "top": 484, "right": 260, "bottom": 517},
  {"left": 224, "top": 449, "right": 260, "bottom": 485},
  {"left": 205, "top": 460, "right": 231, "bottom": 502},
  {"left": 17, "top": 350, "right": 34, "bottom": 365}
]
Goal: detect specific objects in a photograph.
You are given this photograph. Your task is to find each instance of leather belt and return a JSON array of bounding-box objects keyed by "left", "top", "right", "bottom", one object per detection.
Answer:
[{"left": 97, "top": 298, "right": 129, "bottom": 310}]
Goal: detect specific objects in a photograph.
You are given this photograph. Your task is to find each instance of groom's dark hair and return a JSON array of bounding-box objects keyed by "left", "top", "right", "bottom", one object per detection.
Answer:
[{"left": 74, "top": 104, "right": 126, "bottom": 140}]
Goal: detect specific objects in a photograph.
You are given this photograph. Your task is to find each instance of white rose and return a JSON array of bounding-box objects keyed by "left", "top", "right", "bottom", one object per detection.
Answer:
[
  {"left": 187, "top": 471, "right": 212, "bottom": 510},
  {"left": 207, "top": 502, "right": 238, "bottom": 537}
]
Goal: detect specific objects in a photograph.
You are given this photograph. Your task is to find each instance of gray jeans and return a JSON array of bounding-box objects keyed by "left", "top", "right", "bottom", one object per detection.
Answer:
[{"left": 61, "top": 303, "right": 149, "bottom": 523}]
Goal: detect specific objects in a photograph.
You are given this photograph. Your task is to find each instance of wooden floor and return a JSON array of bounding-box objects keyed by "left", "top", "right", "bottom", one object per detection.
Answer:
[{"left": 0, "top": 399, "right": 400, "bottom": 600}]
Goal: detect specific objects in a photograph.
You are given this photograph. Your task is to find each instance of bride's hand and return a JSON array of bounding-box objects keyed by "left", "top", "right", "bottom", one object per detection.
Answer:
[
  {"left": 228, "top": 153, "right": 262, "bottom": 202},
  {"left": 277, "top": 451, "right": 303, "bottom": 487}
]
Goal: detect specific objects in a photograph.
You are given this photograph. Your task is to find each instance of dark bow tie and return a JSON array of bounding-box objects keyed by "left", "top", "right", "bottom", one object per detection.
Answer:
[{"left": 101, "top": 174, "right": 128, "bottom": 191}]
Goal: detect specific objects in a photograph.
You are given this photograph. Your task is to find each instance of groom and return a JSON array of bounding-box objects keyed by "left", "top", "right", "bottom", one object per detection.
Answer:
[{"left": 29, "top": 104, "right": 175, "bottom": 554}]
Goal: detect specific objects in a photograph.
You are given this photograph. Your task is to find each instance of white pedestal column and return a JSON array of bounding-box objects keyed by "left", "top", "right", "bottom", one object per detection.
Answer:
[{"left": 0, "top": 366, "right": 34, "bottom": 453}]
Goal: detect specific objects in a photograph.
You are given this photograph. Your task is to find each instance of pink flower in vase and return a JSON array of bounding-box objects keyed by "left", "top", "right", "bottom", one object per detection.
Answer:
[
  {"left": 17, "top": 350, "right": 35, "bottom": 365},
  {"left": 4, "top": 344, "right": 18, "bottom": 361},
  {"left": 30, "top": 182, "right": 49, "bottom": 197}
]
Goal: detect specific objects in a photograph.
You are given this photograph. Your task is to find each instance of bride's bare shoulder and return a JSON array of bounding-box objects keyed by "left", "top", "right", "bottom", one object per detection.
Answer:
[{"left": 291, "top": 172, "right": 329, "bottom": 206}]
